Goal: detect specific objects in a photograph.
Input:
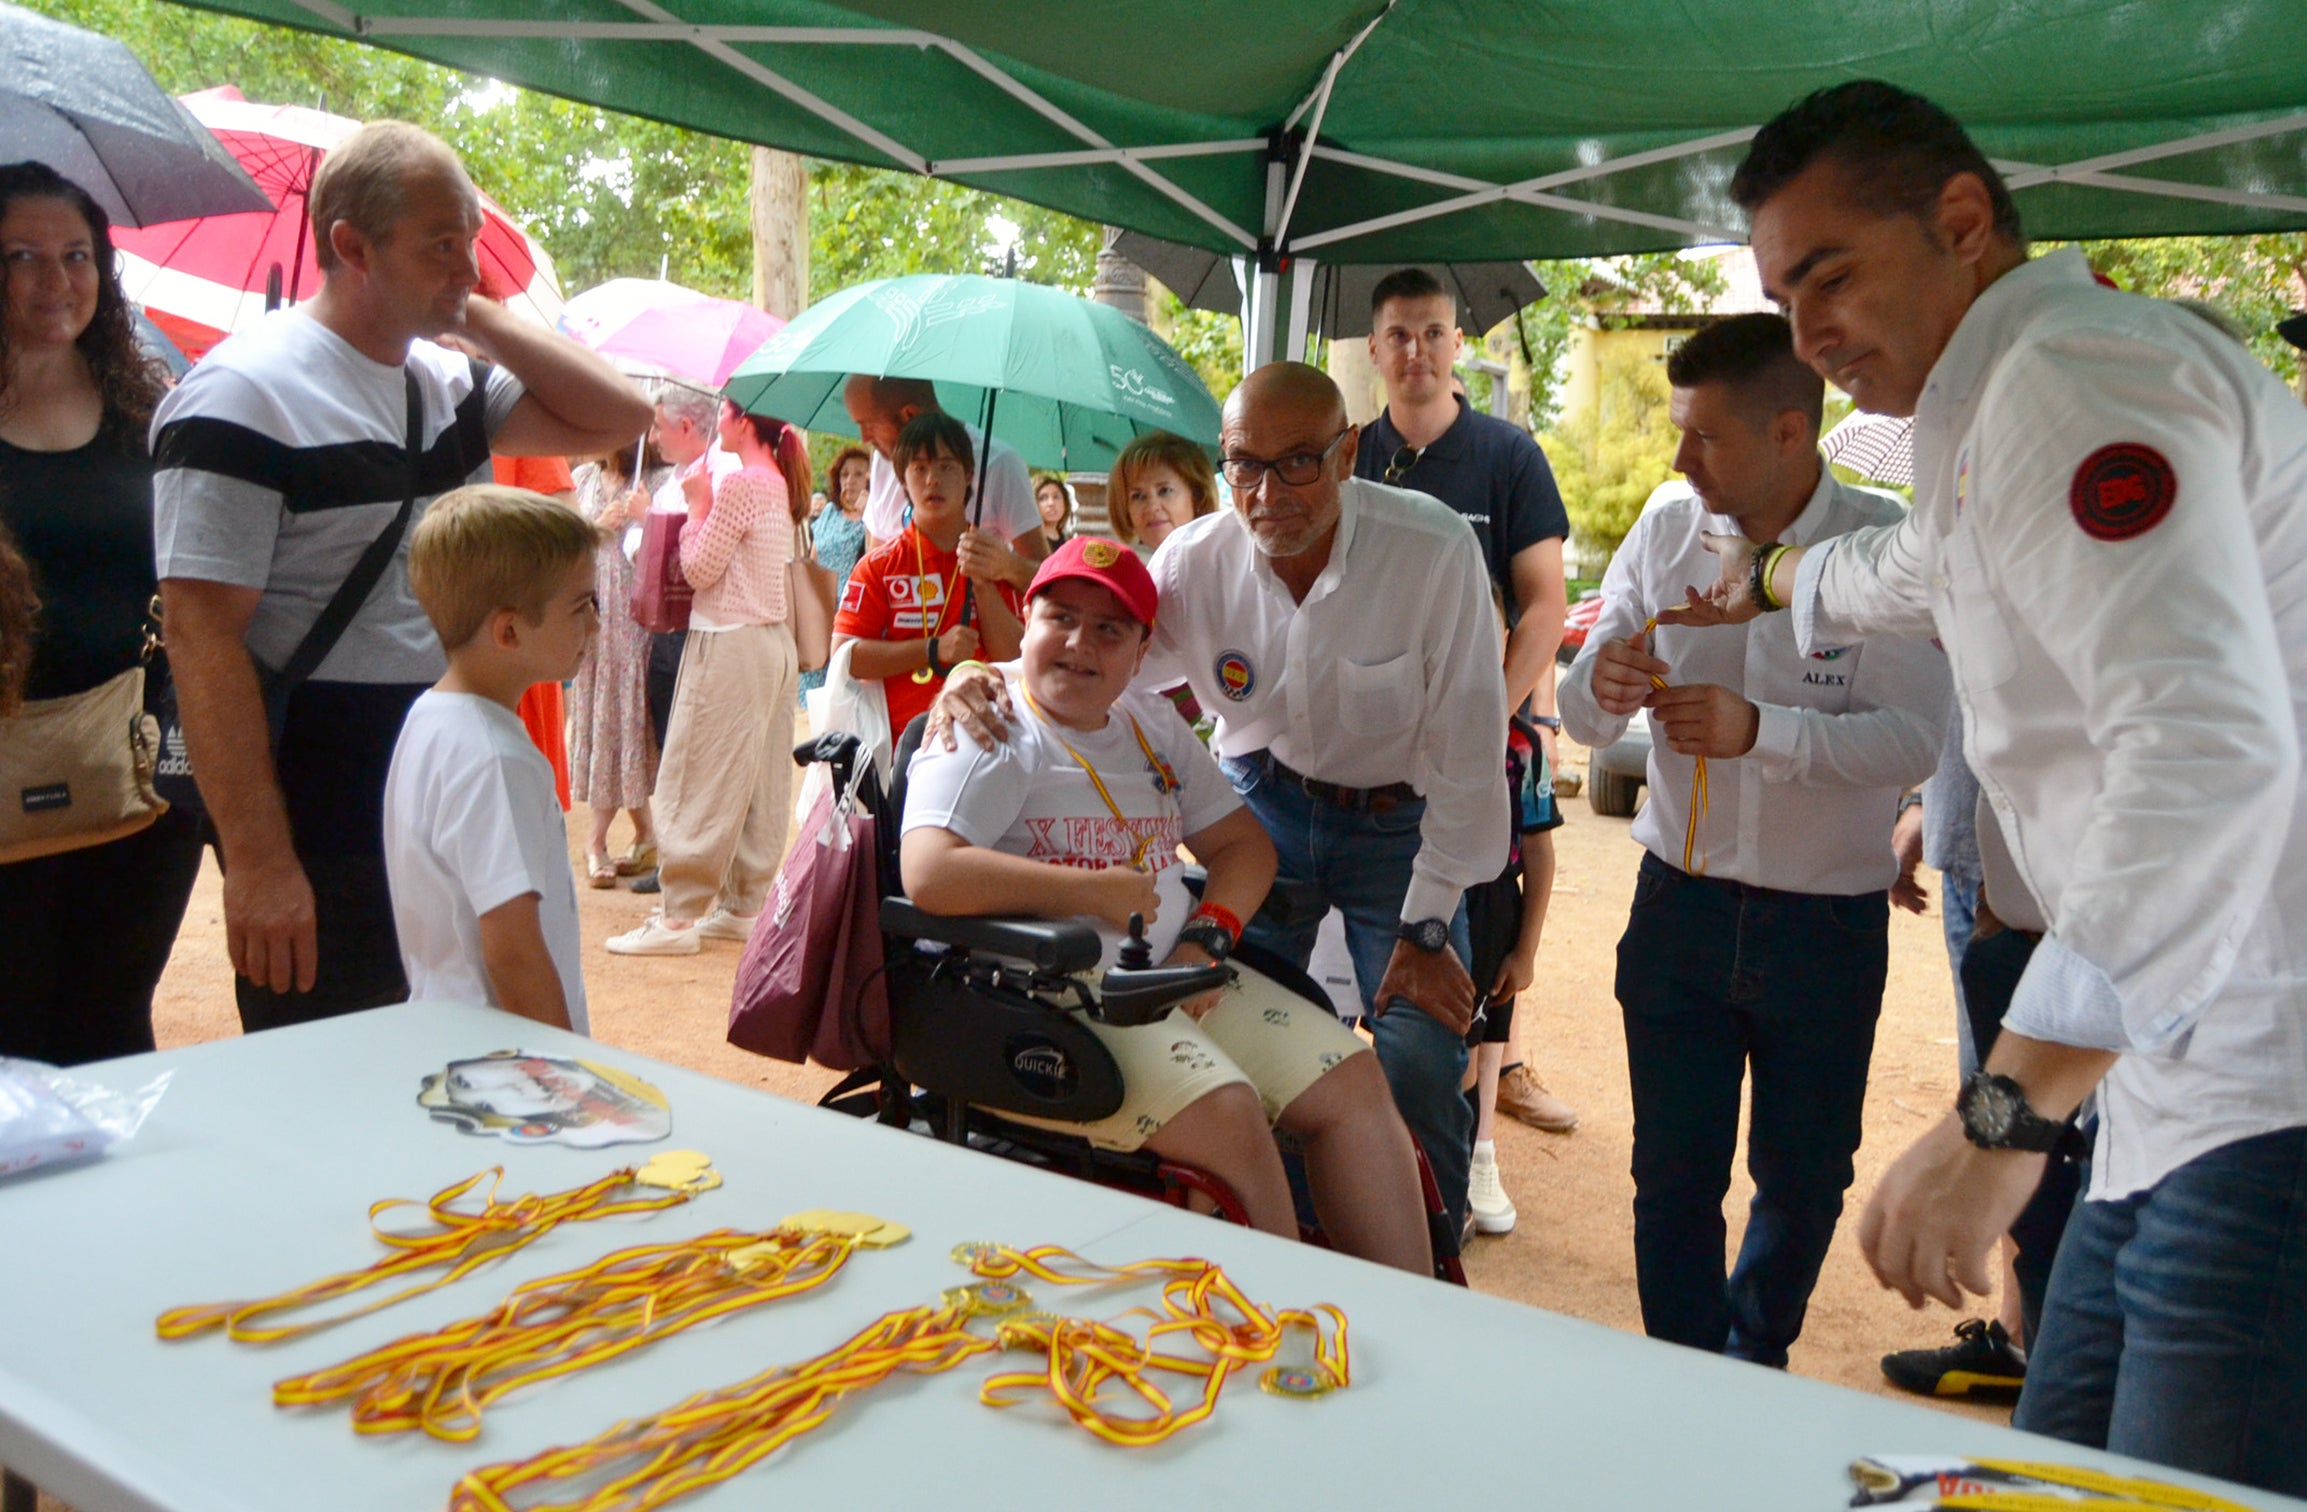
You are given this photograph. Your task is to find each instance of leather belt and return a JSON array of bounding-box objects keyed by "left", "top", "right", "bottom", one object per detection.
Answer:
[{"left": 1243, "top": 750, "right": 1419, "bottom": 813}]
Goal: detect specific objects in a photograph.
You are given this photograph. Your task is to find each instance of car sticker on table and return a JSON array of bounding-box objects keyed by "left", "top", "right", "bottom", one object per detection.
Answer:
[{"left": 417, "top": 1049, "right": 671, "bottom": 1148}]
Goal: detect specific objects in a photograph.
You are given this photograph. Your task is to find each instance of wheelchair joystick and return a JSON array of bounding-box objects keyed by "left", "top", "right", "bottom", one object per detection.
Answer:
[{"left": 1117, "top": 913, "right": 1154, "bottom": 971}]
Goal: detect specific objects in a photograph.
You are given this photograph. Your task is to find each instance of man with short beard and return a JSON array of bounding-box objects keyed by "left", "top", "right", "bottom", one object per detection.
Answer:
[
  {"left": 1670, "top": 81, "right": 2307, "bottom": 1495},
  {"left": 938, "top": 361, "right": 1509, "bottom": 1237}
]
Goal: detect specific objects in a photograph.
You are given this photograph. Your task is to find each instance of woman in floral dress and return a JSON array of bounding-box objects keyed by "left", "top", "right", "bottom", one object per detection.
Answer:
[{"left": 571, "top": 446, "right": 664, "bottom": 885}]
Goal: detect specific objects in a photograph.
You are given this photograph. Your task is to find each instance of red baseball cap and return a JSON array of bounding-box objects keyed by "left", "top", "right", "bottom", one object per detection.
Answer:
[{"left": 1027, "top": 536, "right": 1159, "bottom": 628}]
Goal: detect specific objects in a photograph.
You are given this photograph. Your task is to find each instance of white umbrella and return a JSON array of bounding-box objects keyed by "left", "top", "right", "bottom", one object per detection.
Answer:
[{"left": 1820, "top": 409, "right": 1915, "bottom": 487}]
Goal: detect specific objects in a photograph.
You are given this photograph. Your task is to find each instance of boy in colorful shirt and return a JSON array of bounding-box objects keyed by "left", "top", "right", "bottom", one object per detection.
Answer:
[{"left": 832, "top": 410, "right": 1024, "bottom": 737}]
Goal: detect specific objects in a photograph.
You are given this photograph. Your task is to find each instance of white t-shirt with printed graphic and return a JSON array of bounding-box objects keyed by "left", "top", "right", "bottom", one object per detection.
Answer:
[{"left": 900, "top": 675, "right": 1241, "bottom": 970}]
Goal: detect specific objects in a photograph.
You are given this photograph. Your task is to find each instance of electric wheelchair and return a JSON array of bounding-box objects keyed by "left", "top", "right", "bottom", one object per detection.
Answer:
[{"left": 798, "top": 723, "right": 1467, "bottom": 1285}]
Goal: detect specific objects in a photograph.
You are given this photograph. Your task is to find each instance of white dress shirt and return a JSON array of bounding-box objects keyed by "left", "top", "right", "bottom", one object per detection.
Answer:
[
  {"left": 1795, "top": 247, "right": 2307, "bottom": 1198},
  {"left": 1141, "top": 476, "right": 1509, "bottom": 924},
  {"left": 863, "top": 422, "right": 1038, "bottom": 543},
  {"left": 1562, "top": 473, "right": 1948, "bottom": 896}
]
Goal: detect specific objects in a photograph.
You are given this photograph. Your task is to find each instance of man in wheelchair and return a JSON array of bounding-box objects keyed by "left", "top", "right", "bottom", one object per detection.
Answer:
[{"left": 899, "top": 538, "right": 1435, "bottom": 1274}]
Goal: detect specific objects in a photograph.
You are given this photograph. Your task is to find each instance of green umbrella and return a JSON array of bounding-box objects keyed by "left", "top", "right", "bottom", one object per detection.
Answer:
[{"left": 722, "top": 273, "right": 1221, "bottom": 480}]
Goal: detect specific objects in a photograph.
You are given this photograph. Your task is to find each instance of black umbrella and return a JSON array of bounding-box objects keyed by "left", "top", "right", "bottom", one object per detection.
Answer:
[
  {"left": 1, "top": 0, "right": 270, "bottom": 227},
  {"left": 1110, "top": 231, "right": 1545, "bottom": 340}
]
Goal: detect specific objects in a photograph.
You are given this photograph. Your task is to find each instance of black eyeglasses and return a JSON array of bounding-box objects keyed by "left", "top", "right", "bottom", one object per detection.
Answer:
[
  {"left": 1383, "top": 444, "right": 1424, "bottom": 486},
  {"left": 1220, "top": 429, "right": 1352, "bottom": 490}
]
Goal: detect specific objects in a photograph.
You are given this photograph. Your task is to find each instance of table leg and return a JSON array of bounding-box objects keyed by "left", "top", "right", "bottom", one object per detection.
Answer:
[{"left": 1, "top": 1467, "right": 35, "bottom": 1512}]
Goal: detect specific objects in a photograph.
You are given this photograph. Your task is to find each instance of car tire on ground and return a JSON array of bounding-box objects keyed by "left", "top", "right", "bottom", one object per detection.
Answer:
[{"left": 1587, "top": 758, "right": 1642, "bottom": 818}]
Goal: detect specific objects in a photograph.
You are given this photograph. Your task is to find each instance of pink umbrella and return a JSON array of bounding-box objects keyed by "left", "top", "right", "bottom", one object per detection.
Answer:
[
  {"left": 558, "top": 278, "right": 783, "bottom": 390},
  {"left": 108, "top": 86, "right": 562, "bottom": 361}
]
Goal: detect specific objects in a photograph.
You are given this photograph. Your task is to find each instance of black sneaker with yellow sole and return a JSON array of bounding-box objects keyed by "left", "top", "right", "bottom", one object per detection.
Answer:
[{"left": 1881, "top": 1319, "right": 2027, "bottom": 1400}]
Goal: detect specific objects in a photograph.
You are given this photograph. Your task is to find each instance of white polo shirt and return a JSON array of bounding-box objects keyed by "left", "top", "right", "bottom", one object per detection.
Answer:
[
  {"left": 1560, "top": 472, "right": 1949, "bottom": 895},
  {"left": 1796, "top": 247, "right": 2307, "bottom": 1198},
  {"left": 1140, "top": 476, "right": 1508, "bottom": 925},
  {"left": 862, "top": 422, "right": 1038, "bottom": 543}
]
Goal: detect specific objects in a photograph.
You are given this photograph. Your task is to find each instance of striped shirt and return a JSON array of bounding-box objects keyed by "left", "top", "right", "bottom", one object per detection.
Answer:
[{"left": 151, "top": 310, "right": 525, "bottom": 683}]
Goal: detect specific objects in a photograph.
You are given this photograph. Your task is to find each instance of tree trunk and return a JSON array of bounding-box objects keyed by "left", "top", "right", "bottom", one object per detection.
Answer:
[{"left": 749, "top": 147, "right": 809, "bottom": 319}]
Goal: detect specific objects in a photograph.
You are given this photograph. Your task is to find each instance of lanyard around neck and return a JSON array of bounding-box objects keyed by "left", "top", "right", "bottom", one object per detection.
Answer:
[{"left": 1019, "top": 684, "right": 1177, "bottom": 871}]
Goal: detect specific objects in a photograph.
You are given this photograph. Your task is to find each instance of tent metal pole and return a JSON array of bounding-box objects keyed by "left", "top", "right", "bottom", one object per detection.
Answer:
[
  {"left": 933, "top": 40, "right": 1256, "bottom": 248},
  {"left": 1274, "top": 2, "right": 1394, "bottom": 248},
  {"left": 933, "top": 141, "right": 1264, "bottom": 175},
  {"left": 276, "top": 0, "right": 359, "bottom": 30},
  {"left": 1292, "top": 130, "right": 1756, "bottom": 251},
  {"left": 608, "top": 0, "right": 927, "bottom": 172},
  {"left": 2002, "top": 110, "right": 2307, "bottom": 188},
  {"left": 1995, "top": 157, "right": 2307, "bottom": 216},
  {"left": 1284, "top": 258, "right": 1317, "bottom": 363}
]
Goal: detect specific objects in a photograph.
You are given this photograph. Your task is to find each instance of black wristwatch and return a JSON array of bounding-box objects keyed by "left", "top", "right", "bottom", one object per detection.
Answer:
[
  {"left": 1173, "top": 917, "right": 1234, "bottom": 963},
  {"left": 1957, "top": 1072, "right": 2075, "bottom": 1153},
  {"left": 1398, "top": 917, "right": 1451, "bottom": 954},
  {"left": 1530, "top": 714, "right": 1562, "bottom": 732}
]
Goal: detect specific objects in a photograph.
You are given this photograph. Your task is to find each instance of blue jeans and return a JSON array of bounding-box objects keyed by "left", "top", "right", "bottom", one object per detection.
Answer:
[
  {"left": 1223, "top": 756, "right": 1475, "bottom": 1233},
  {"left": 2015, "top": 1127, "right": 2307, "bottom": 1498},
  {"left": 1616, "top": 854, "right": 1888, "bottom": 1367},
  {"left": 1938, "top": 861, "right": 1982, "bottom": 1075}
]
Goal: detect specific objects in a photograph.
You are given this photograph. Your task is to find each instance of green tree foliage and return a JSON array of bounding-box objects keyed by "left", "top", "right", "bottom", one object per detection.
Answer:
[
  {"left": 18, "top": 0, "right": 1105, "bottom": 305},
  {"left": 1147, "top": 289, "right": 1243, "bottom": 402},
  {"left": 1538, "top": 345, "right": 1677, "bottom": 563},
  {"left": 1514, "top": 254, "right": 1728, "bottom": 431},
  {"left": 2063, "top": 235, "right": 2307, "bottom": 387},
  {"left": 810, "top": 161, "right": 1099, "bottom": 295}
]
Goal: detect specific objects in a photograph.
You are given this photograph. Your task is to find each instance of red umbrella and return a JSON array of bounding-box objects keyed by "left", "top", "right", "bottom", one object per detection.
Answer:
[{"left": 110, "top": 86, "right": 562, "bottom": 361}]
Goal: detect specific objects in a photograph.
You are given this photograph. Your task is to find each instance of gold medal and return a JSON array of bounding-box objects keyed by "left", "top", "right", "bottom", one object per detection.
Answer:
[{"left": 630, "top": 1150, "right": 720, "bottom": 1195}]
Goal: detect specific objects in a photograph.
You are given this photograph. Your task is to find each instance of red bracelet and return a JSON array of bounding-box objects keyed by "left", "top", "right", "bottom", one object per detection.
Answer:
[{"left": 1189, "top": 903, "right": 1243, "bottom": 944}]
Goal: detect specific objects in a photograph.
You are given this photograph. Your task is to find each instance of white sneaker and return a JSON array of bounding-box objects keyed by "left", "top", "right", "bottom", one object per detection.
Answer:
[
  {"left": 697, "top": 906, "right": 759, "bottom": 942},
  {"left": 605, "top": 914, "right": 701, "bottom": 956},
  {"left": 1467, "top": 1142, "right": 1516, "bottom": 1235}
]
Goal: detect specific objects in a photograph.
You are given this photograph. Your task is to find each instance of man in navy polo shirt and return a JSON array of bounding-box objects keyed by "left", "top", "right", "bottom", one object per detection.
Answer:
[{"left": 1353, "top": 270, "right": 1579, "bottom": 1210}]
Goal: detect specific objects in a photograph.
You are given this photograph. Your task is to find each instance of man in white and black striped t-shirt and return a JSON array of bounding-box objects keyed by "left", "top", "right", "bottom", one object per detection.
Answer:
[{"left": 153, "top": 122, "right": 649, "bottom": 1031}]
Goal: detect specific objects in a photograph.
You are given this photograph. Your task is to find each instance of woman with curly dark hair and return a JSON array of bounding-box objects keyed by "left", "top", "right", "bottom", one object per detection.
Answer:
[
  {"left": 0, "top": 521, "right": 34, "bottom": 717},
  {"left": 0, "top": 161, "right": 205, "bottom": 1065}
]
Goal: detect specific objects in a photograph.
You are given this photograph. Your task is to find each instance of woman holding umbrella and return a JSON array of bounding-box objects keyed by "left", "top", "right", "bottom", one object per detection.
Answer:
[{"left": 0, "top": 162, "right": 204, "bottom": 1064}]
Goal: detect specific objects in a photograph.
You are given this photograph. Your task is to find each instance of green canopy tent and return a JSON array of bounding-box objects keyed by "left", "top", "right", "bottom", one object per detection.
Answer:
[{"left": 156, "top": 0, "right": 2307, "bottom": 362}]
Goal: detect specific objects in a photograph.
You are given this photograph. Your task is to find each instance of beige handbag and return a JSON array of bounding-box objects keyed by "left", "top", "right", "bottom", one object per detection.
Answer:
[
  {"left": 0, "top": 666, "right": 167, "bottom": 864},
  {"left": 788, "top": 538, "right": 838, "bottom": 675}
]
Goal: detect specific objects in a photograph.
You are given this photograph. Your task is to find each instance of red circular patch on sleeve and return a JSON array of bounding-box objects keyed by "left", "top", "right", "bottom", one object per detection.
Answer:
[{"left": 2069, "top": 443, "right": 2177, "bottom": 541}]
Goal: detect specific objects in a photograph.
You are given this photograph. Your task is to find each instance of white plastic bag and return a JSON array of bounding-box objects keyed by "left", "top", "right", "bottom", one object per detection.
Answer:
[
  {"left": 796, "top": 639, "right": 893, "bottom": 820},
  {"left": 0, "top": 1058, "right": 171, "bottom": 1179}
]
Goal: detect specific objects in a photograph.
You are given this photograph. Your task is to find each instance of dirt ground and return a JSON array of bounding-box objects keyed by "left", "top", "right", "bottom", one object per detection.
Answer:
[{"left": 125, "top": 732, "right": 2010, "bottom": 1443}]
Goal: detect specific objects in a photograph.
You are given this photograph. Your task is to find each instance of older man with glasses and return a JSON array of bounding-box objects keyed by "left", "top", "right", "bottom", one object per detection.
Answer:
[{"left": 936, "top": 363, "right": 1508, "bottom": 1237}]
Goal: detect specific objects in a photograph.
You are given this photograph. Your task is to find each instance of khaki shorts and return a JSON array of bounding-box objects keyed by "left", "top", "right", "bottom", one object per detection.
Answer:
[{"left": 1002, "top": 963, "right": 1370, "bottom": 1152}]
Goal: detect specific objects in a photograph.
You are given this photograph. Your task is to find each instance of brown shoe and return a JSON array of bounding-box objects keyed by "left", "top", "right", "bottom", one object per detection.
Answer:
[{"left": 1497, "top": 1065, "right": 1579, "bottom": 1133}]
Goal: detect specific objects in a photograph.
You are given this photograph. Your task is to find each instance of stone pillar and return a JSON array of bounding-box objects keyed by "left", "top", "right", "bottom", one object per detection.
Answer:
[
  {"left": 1326, "top": 333, "right": 1383, "bottom": 426},
  {"left": 1091, "top": 227, "right": 1147, "bottom": 325}
]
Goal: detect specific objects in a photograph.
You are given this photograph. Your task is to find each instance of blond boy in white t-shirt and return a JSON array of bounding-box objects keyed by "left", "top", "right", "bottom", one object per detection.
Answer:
[
  {"left": 388, "top": 485, "right": 598, "bottom": 1032},
  {"left": 900, "top": 537, "right": 1432, "bottom": 1274}
]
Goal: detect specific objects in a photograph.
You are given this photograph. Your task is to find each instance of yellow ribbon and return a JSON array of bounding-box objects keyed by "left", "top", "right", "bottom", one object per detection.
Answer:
[
  {"left": 1642, "top": 615, "right": 1709, "bottom": 876},
  {"left": 157, "top": 1157, "right": 719, "bottom": 1345},
  {"left": 274, "top": 1224, "right": 869, "bottom": 1441},
  {"left": 1018, "top": 685, "right": 1175, "bottom": 872},
  {"left": 450, "top": 1242, "right": 1349, "bottom": 1512}
]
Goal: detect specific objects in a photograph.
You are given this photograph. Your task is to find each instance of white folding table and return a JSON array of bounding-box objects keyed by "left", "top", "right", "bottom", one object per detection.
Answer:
[{"left": 0, "top": 1003, "right": 2293, "bottom": 1511}]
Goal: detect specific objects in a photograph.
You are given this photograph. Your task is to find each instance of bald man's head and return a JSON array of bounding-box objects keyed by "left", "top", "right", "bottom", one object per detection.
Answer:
[
  {"left": 1224, "top": 361, "right": 1349, "bottom": 435},
  {"left": 1220, "top": 362, "right": 1357, "bottom": 562}
]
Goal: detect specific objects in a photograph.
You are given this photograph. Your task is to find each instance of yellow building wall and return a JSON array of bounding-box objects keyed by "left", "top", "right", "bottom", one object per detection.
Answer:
[{"left": 1558, "top": 323, "right": 1703, "bottom": 431}]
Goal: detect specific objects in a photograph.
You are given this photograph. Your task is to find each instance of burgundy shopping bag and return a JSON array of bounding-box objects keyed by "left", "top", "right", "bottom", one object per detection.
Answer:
[
  {"left": 629, "top": 509, "right": 692, "bottom": 633},
  {"left": 727, "top": 781, "right": 889, "bottom": 1069}
]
